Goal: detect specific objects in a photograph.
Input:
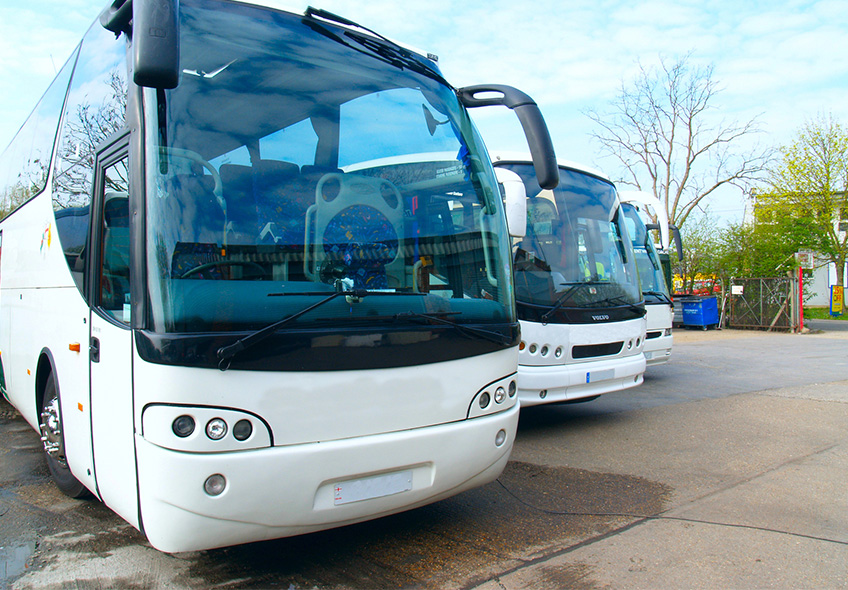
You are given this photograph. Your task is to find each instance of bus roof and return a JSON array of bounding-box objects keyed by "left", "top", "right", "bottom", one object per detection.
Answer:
[{"left": 491, "top": 151, "right": 611, "bottom": 183}]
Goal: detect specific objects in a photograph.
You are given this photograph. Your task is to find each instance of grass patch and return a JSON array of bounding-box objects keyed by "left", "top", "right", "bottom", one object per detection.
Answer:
[{"left": 804, "top": 306, "right": 848, "bottom": 320}]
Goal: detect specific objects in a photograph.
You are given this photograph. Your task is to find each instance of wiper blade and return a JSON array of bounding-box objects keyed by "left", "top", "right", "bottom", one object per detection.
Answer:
[
  {"left": 643, "top": 290, "right": 672, "bottom": 304},
  {"left": 540, "top": 281, "right": 606, "bottom": 323},
  {"left": 304, "top": 7, "right": 450, "bottom": 86},
  {"left": 393, "top": 311, "right": 513, "bottom": 346},
  {"left": 216, "top": 289, "right": 368, "bottom": 370}
]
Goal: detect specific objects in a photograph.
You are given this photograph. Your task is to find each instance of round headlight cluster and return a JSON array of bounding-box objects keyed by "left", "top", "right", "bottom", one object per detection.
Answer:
[
  {"left": 171, "top": 415, "right": 254, "bottom": 442},
  {"left": 479, "top": 380, "right": 516, "bottom": 410}
]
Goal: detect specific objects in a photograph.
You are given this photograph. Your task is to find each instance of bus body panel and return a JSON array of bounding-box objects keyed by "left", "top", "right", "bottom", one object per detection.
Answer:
[
  {"left": 644, "top": 302, "right": 673, "bottom": 365},
  {"left": 135, "top": 403, "right": 517, "bottom": 552},
  {"left": 133, "top": 348, "right": 518, "bottom": 446},
  {"left": 0, "top": 190, "right": 98, "bottom": 494},
  {"left": 516, "top": 317, "right": 646, "bottom": 406}
]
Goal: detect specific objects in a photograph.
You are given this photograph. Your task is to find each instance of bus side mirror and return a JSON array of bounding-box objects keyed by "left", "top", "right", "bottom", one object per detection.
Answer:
[
  {"left": 101, "top": 0, "right": 181, "bottom": 89},
  {"left": 134, "top": 0, "right": 180, "bottom": 89},
  {"left": 495, "top": 168, "right": 526, "bottom": 238},
  {"left": 457, "top": 85, "right": 558, "bottom": 190}
]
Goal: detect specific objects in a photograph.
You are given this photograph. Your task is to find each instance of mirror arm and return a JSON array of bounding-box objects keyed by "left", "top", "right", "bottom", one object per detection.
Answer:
[{"left": 458, "top": 85, "right": 558, "bottom": 190}]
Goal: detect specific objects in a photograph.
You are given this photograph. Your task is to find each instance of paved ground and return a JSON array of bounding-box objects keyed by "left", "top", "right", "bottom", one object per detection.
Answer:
[{"left": 2, "top": 326, "right": 847, "bottom": 589}]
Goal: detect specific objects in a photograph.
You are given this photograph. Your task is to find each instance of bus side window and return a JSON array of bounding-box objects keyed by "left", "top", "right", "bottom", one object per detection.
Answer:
[{"left": 97, "top": 157, "right": 131, "bottom": 323}]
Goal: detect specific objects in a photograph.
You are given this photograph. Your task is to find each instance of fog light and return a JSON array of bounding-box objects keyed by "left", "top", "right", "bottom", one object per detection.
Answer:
[
  {"left": 172, "top": 415, "right": 195, "bottom": 438},
  {"left": 479, "top": 392, "right": 491, "bottom": 409},
  {"left": 206, "top": 418, "right": 228, "bottom": 440},
  {"left": 508, "top": 380, "right": 517, "bottom": 398},
  {"left": 495, "top": 429, "right": 507, "bottom": 447},
  {"left": 204, "top": 474, "right": 226, "bottom": 496},
  {"left": 233, "top": 419, "right": 253, "bottom": 441},
  {"left": 494, "top": 387, "right": 506, "bottom": 404}
]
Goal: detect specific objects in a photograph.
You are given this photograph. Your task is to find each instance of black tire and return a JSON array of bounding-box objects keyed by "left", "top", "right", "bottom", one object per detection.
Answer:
[{"left": 39, "top": 372, "right": 90, "bottom": 498}]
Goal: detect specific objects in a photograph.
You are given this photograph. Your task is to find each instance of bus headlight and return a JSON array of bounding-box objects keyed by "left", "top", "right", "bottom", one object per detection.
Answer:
[
  {"left": 172, "top": 415, "right": 195, "bottom": 438},
  {"left": 494, "top": 387, "right": 506, "bottom": 404},
  {"left": 143, "top": 405, "right": 271, "bottom": 452},
  {"left": 233, "top": 419, "right": 253, "bottom": 441},
  {"left": 495, "top": 429, "right": 507, "bottom": 447},
  {"left": 206, "top": 418, "right": 228, "bottom": 440}
]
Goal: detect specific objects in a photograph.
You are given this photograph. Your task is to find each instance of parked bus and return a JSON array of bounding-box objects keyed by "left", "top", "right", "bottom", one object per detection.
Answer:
[
  {"left": 619, "top": 191, "right": 682, "bottom": 365},
  {"left": 491, "top": 154, "right": 646, "bottom": 406},
  {"left": 0, "top": 0, "right": 559, "bottom": 552}
]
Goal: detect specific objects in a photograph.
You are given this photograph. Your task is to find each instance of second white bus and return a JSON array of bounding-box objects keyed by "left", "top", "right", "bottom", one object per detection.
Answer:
[{"left": 492, "top": 154, "right": 646, "bottom": 406}]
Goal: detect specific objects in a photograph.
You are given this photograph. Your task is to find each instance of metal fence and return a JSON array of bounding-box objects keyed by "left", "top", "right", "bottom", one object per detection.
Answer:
[{"left": 726, "top": 276, "right": 798, "bottom": 332}]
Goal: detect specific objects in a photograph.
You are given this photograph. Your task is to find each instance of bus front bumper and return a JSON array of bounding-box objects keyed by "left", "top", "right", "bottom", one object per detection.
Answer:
[
  {"left": 135, "top": 405, "right": 518, "bottom": 553},
  {"left": 517, "top": 354, "right": 645, "bottom": 407}
]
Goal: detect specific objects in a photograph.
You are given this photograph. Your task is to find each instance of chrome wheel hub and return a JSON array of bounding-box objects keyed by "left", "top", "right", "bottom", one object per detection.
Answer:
[{"left": 39, "top": 395, "right": 67, "bottom": 466}]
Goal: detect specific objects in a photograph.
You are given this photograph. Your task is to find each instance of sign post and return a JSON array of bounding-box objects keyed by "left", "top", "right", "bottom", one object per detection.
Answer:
[{"left": 795, "top": 251, "right": 814, "bottom": 332}]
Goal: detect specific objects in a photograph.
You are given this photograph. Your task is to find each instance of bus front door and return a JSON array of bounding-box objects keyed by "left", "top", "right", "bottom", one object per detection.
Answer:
[{"left": 89, "top": 145, "right": 140, "bottom": 527}]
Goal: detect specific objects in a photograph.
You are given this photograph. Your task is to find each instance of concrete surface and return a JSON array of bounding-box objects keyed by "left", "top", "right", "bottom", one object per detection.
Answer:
[{"left": 2, "top": 327, "right": 847, "bottom": 589}]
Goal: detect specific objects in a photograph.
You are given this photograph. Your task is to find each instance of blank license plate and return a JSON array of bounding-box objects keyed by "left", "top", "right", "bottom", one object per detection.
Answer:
[
  {"left": 586, "top": 369, "right": 615, "bottom": 383},
  {"left": 334, "top": 470, "right": 413, "bottom": 506}
]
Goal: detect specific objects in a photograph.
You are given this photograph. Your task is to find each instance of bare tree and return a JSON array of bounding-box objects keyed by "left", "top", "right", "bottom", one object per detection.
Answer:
[{"left": 587, "top": 53, "right": 772, "bottom": 228}]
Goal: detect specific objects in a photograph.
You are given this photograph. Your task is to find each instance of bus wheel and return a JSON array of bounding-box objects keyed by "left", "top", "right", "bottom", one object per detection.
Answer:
[{"left": 39, "top": 373, "right": 89, "bottom": 498}]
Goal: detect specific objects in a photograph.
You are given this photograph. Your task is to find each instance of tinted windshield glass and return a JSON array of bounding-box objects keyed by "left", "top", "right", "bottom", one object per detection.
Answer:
[
  {"left": 621, "top": 202, "right": 671, "bottom": 301},
  {"left": 144, "top": 0, "right": 512, "bottom": 334},
  {"left": 497, "top": 163, "right": 641, "bottom": 313}
]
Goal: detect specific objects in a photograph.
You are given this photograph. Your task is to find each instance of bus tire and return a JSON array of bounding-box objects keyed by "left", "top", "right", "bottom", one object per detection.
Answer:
[{"left": 39, "top": 372, "right": 90, "bottom": 498}]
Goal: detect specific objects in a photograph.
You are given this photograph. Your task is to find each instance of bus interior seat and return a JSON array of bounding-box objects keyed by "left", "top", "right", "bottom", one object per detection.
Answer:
[
  {"left": 171, "top": 169, "right": 225, "bottom": 245},
  {"left": 253, "top": 159, "right": 302, "bottom": 245},
  {"left": 219, "top": 164, "right": 258, "bottom": 242},
  {"left": 305, "top": 172, "right": 403, "bottom": 289}
]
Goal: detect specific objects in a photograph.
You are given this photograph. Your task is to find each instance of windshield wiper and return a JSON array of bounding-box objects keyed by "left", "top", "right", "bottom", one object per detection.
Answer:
[
  {"left": 303, "top": 7, "right": 450, "bottom": 87},
  {"left": 216, "top": 288, "right": 368, "bottom": 370},
  {"left": 643, "top": 290, "right": 672, "bottom": 304},
  {"left": 392, "top": 311, "right": 513, "bottom": 346},
  {"left": 540, "top": 281, "right": 606, "bottom": 323}
]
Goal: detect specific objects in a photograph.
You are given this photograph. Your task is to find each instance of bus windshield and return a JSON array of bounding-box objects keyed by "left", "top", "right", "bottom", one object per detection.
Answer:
[
  {"left": 621, "top": 202, "right": 672, "bottom": 303},
  {"left": 143, "top": 0, "right": 513, "bottom": 337},
  {"left": 495, "top": 162, "right": 642, "bottom": 322}
]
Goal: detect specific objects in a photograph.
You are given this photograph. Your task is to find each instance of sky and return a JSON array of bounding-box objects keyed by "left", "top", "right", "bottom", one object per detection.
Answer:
[{"left": 1, "top": 0, "right": 847, "bottom": 224}]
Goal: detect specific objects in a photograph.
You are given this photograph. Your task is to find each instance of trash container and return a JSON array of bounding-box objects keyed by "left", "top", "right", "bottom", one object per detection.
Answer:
[{"left": 681, "top": 295, "right": 719, "bottom": 329}]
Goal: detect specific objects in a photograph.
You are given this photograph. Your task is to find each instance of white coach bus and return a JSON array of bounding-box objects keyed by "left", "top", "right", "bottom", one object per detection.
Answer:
[
  {"left": 0, "top": 0, "right": 560, "bottom": 552},
  {"left": 492, "top": 155, "right": 646, "bottom": 406},
  {"left": 619, "top": 191, "right": 682, "bottom": 366}
]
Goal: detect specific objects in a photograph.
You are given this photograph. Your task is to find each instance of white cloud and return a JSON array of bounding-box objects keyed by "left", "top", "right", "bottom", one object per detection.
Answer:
[{"left": 1, "top": 0, "right": 847, "bottom": 226}]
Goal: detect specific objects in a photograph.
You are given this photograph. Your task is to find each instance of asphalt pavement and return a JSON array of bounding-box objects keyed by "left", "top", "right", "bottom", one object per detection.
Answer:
[{"left": 2, "top": 326, "right": 848, "bottom": 589}]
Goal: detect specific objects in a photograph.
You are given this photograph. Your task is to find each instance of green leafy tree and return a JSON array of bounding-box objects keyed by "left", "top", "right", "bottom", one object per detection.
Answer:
[
  {"left": 672, "top": 210, "right": 721, "bottom": 293},
  {"left": 587, "top": 53, "right": 773, "bottom": 228},
  {"left": 757, "top": 114, "right": 848, "bottom": 286}
]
